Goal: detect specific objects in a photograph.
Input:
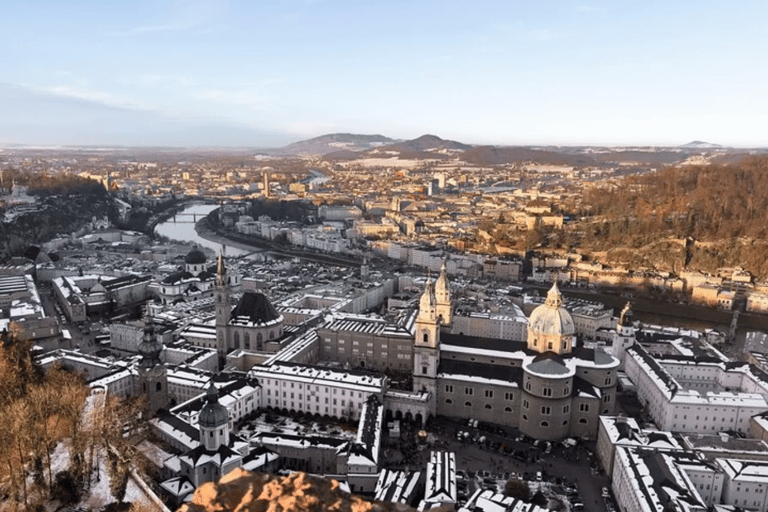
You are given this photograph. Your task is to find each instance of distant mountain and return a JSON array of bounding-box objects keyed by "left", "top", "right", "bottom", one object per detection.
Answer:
[
  {"left": 679, "top": 141, "right": 723, "bottom": 149},
  {"left": 322, "top": 134, "right": 472, "bottom": 161},
  {"left": 271, "top": 133, "right": 397, "bottom": 156},
  {"left": 379, "top": 134, "right": 472, "bottom": 153}
]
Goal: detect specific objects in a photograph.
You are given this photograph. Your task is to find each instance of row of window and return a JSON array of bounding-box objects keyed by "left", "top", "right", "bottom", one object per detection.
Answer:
[
  {"left": 521, "top": 414, "right": 588, "bottom": 426},
  {"left": 444, "top": 399, "right": 513, "bottom": 413},
  {"left": 444, "top": 386, "right": 516, "bottom": 402}
]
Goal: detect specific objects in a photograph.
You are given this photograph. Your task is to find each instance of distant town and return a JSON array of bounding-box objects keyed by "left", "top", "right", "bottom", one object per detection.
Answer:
[{"left": 2, "top": 134, "right": 768, "bottom": 512}]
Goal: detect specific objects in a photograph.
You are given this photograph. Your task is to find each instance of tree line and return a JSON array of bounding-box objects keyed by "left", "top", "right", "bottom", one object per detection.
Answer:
[{"left": 0, "top": 324, "right": 147, "bottom": 510}]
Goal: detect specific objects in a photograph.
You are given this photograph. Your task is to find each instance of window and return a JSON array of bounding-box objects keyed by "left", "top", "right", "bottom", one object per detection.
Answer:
[
  {"left": 579, "top": 403, "right": 589, "bottom": 412},
  {"left": 543, "top": 388, "right": 552, "bottom": 397},
  {"left": 547, "top": 341, "right": 553, "bottom": 350},
  {"left": 603, "top": 394, "right": 610, "bottom": 403},
  {"left": 485, "top": 404, "right": 492, "bottom": 409},
  {"left": 505, "top": 392, "right": 513, "bottom": 401},
  {"left": 523, "top": 399, "right": 529, "bottom": 409},
  {"left": 445, "top": 385, "right": 454, "bottom": 393},
  {"left": 464, "top": 387, "right": 474, "bottom": 396},
  {"left": 579, "top": 418, "right": 587, "bottom": 424},
  {"left": 465, "top": 401, "right": 472, "bottom": 407},
  {"left": 541, "top": 406, "right": 551, "bottom": 415},
  {"left": 522, "top": 414, "right": 528, "bottom": 421},
  {"left": 445, "top": 399, "right": 453, "bottom": 404},
  {"left": 540, "top": 421, "right": 549, "bottom": 427},
  {"left": 605, "top": 377, "right": 612, "bottom": 385},
  {"left": 563, "top": 405, "right": 570, "bottom": 414},
  {"left": 564, "top": 386, "right": 570, "bottom": 395},
  {"left": 422, "top": 366, "right": 428, "bottom": 374},
  {"left": 485, "top": 390, "right": 493, "bottom": 398},
  {"left": 423, "top": 333, "right": 429, "bottom": 343},
  {"left": 504, "top": 406, "right": 512, "bottom": 413},
  {"left": 526, "top": 382, "right": 532, "bottom": 391}
]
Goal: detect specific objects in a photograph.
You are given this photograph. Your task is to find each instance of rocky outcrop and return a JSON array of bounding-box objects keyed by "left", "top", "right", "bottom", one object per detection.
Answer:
[{"left": 179, "top": 469, "right": 412, "bottom": 512}]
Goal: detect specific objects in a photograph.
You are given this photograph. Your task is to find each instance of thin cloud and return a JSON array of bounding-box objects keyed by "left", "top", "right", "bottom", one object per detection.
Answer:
[
  {"left": 35, "top": 85, "right": 140, "bottom": 110},
  {"left": 116, "top": 0, "right": 228, "bottom": 36},
  {"left": 575, "top": 5, "right": 607, "bottom": 14}
]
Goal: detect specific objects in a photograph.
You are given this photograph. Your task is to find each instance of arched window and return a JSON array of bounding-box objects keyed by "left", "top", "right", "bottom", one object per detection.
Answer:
[
  {"left": 579, "top": 418, "right": 587, "bottom": 424},
  {"left": 540, "top": 421, "right": 549, "bottom": 427},
  {"left": 484, "top": 404, "right": 492, "bottom": 409},
  {"left": 269, "top": 330, "right": 274, "bottom": 340},
  {"left": 504, "top": 407, "right": 512, "bottom": 413},
  {"left": 257, "top": 332, "right": 263, "bottom": 342},
  {"left": 156, "top": 382, "right": 162, "bottom": 392},
  {"left": 244, "top": 332, "right": 250, "bottom": 349},
  {"left": 465, "top": 401, "right": 472, "bottom": 407},
  {"left": 423, "top": 333, "right": 429, "bottom": 343},
  {"left": 233, "top": 331, "right": 240, "bottom": 349},
  {"left": 445, "top": 399, "right": 453, "bottom": 404}
]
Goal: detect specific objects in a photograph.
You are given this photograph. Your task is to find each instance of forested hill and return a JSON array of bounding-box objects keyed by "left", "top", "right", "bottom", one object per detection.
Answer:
[
  {"left": 585, "top": 156, "right": 768, "bottom": 241},
  {"left": 0, "top": 172, "right": 117, "bottom": 258},
  {"left": 578, "top": 156, "right": 768, "bottom": 277}
]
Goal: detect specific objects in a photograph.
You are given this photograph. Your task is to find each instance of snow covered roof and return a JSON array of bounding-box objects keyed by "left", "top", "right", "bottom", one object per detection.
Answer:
[
  {"left": 250, "top": 362, "right": 386, "bottom": 393},
  {"left": 423, "top": 451, "right": 457, "bottom": 504},
  {"left": 716, "top": 458, "right": 768, "bottom": 483},
  {"left": 374, "top": 469, "right": 421, "bottom": 505}
]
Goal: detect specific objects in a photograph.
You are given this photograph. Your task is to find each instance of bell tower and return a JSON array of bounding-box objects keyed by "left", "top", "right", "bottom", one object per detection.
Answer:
[
  {"left": 138, "top": 307, "right": 168, "bottom": 415},
  {"left": 214, "top": 252, "right": 231, "bottom": 361},
  {"left": 413, "top": 278, "right": 440, "bottom": 419},
  {"left": 612, "top": 302, "right": 636, "bottom": 369},
  {"left": 434, "top": 260, "right": 452, "bottom": 327}
]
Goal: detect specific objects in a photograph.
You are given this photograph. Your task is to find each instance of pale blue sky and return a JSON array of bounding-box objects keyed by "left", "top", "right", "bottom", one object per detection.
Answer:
[{"left": 2, "top": 0, "right": 767, "bottom": 147}]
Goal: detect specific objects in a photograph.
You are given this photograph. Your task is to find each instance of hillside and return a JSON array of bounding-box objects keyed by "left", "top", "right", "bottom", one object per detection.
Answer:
[
  {"left": 0, "top": 174, "right": 117, "bottom": 258},
  {"left": 573, "top": 156, "right": 768, "bottom": 278},
  {"left": 179, "top": 468, "right": 414, "bottom": 512}
]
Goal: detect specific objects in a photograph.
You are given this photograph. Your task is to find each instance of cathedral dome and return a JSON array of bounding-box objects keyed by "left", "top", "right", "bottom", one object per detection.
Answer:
[
  {"left": 528, "top": 282, "right": 575, "bottom": 337},
  {"left": 199, "top": 384, "right": 228, "bottom": 429},
  {"left": 185, "top": 248, "right": 207, "bottom": 265}
]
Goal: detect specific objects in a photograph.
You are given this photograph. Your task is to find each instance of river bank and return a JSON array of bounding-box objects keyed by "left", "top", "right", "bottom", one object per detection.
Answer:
[{"left": 194, "top": 216, "right": 266, "bottom": 256}]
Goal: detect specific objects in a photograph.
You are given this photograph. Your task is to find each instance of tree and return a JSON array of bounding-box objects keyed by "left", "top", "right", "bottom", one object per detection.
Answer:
[
  {"left": 107, "top": 449, "right": 130, "bottom": 503},
  {"left": 504, "top": 477, "right": 530, "bottom": 501}
]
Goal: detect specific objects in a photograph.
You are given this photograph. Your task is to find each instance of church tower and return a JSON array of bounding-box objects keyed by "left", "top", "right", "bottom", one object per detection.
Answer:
[
  {"left": 413, "top": 278, "right": 440, "bottom": 418},
  {"left": 138, "top": 308, "right": 168, "bottom": 415},
  {"left": 611, "top": 302, "right": 636, "bottom": 369},
  {"left": 198, "top": 383, "right": 230, "bottom": 451},
  {"left": 434, "top": 260, "right": 452, "bottom": 327},
  {"left": 214, "top": 252, "right": 231, "bottom": 361}
]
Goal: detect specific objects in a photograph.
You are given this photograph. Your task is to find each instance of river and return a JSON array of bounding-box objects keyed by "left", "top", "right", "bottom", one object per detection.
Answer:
[{"left": 154, "top": 203, "right": 252, "bottom": 257}]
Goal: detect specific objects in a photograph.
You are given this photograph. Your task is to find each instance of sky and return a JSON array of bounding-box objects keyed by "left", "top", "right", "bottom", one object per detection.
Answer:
[{"left": 2, "top": 0, "right": 768, "bottom": 147}]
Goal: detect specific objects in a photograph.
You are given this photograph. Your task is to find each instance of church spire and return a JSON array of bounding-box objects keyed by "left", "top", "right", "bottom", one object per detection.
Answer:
[{"left": 216, "top": 251, "right": 227, "bottom": 286}]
